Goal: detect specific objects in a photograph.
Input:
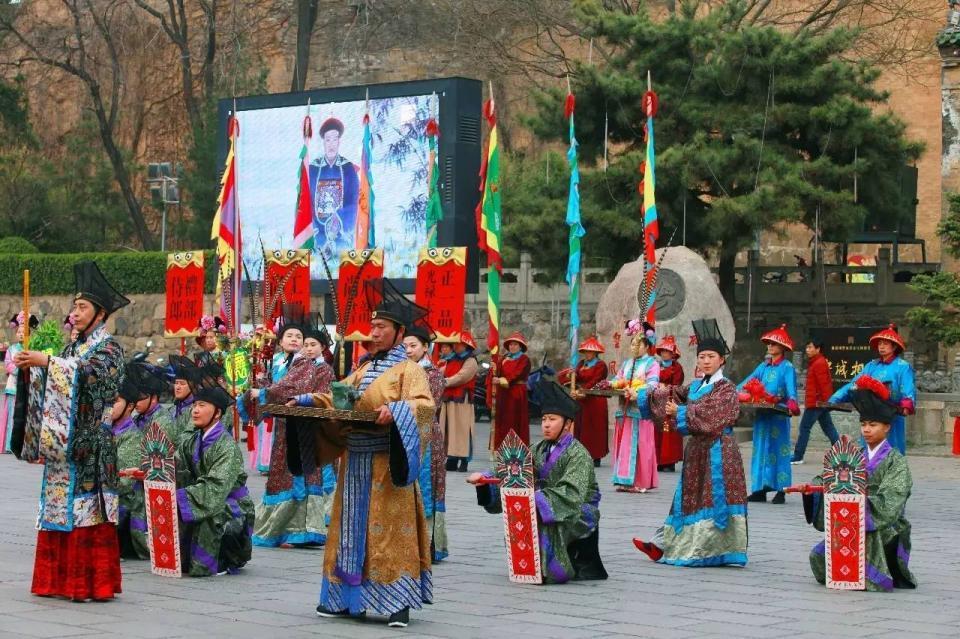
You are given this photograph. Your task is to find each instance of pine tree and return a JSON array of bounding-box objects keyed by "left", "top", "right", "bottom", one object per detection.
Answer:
[{"left": 523, "top": 2, "right": 922, "bottom": 302}]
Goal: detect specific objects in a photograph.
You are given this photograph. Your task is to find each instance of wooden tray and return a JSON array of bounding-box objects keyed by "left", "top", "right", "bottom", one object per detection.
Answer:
[
  {"left": 817, "top": 402, "right": 855, "bottom": 413},
  {"left": 583, "top": 389, "right": 625, "bottom": 398},
  {"left": 739, "top": 402, "right": 791, "bottom": 415},
  {"left": 261, "top": 404, "right": 379, "bottom": 423}
]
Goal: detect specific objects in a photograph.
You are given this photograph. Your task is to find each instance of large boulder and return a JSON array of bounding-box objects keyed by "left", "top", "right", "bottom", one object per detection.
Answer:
[{"left": 595, "top": 246, "right": 736, "bottom": 378}]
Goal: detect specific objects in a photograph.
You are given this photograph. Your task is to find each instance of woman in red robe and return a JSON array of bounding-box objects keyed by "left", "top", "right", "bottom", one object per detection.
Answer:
[
  {"left": 654, "top": 336, "right": 685, "bottom": 472},
  {"left": 558, "top": 336, "right": 609, "bottom": 466},
  {"left": 493, "top": 331, "right": 531, "bottom": 449}
]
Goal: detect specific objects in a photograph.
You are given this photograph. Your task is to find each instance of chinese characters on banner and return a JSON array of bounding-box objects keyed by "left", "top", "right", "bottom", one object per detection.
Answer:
[
  {"left": 337, "top": 248, "right": 384, "bottom": 341},
  {"left": 164, "top": 252, "right": 205, "bottom": 338},
  {"left": 263, "top": 249, "right": 311, "bottom": 328},
  {"left": 415, "top": 247, "right": 467, "bottom": 343},
  {"left": 809, "top": 326, "right": 885, "bottom": 387}
]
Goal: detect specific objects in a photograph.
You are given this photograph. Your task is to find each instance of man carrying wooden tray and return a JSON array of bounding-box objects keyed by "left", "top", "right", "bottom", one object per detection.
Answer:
[{"left": 288, "top": 278, "right": 435, "bottom": 629}]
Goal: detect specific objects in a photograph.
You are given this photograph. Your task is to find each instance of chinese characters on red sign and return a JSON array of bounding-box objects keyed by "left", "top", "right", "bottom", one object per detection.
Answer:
[{"left": 164, "top": 252, "right": 205, "bottom": 337}]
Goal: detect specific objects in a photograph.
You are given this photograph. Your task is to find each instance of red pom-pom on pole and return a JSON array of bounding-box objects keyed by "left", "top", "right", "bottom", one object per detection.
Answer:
[
  {"left": 425, "top": 118, "right": 439, "bottom": 137},
  {"left": 564, "top": 93, "right": 576, "bottom": 119}
]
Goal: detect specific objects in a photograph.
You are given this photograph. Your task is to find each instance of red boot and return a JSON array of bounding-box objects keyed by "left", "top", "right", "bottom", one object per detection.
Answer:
[{"left": 632, "top": 538, "right": 663, "bottom": 561}]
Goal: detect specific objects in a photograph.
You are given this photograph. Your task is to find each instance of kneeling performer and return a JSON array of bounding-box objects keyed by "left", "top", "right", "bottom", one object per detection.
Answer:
[
  {"left": 468, "top": 380, "right": 607, "bottom": 583},
  {"left": 175, "top": 384, "right": 254, "bottom": 576}
]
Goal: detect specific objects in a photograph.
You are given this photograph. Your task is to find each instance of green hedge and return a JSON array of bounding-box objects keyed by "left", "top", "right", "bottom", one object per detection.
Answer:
[
  {"left": 0, "top": 236, "right": 39, "bottom": 254},
  {"left": 0, "top": 250, "right": 217, "bottom": 295}
]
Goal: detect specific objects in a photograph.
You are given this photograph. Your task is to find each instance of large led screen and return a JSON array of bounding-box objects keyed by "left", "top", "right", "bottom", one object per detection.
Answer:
[{"left": 234, "top": 93, "right": 439, "bottom": 279}]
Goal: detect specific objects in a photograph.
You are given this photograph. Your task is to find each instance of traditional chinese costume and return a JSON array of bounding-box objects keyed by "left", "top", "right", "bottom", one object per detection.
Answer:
[
  {"left": 804, "top": 388, "right": 917, "bottom": 591},
  {"left": 636, "top": 322, "right": 748, "bottom": 567},
  {"left": 493, "top": 332, "right": 531, "bottom": 449},
  {"left": 301, "top": 281, "right": 435, "bottom": 625},
  {"left": 246, "top": 352, "right": 336, "bottom": 547},
  {"left": 476, "top": 381, "right": 607, "bottom": 583},
  {"left": 175, "top": 386, "right": 255, "bottom": 577},
  {"left": 828, "top": 325, "right": 915, "bottom": 455},
  {"left": 15, "top": 261, "right": 128, "bottom": 601},
  {"left": 737, "top": 325, "right": 799, "bottom": 500},
  {"left": 611, "top": 353, "right": 659, "bottom": 490}
]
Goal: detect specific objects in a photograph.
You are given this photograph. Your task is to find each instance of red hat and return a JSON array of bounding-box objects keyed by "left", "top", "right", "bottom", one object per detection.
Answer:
[
  {"left": 870, "top": 324, "right": 905, "bottom": 352},
  {"left": 655, "top": 335, "right": 680, "bottom": 357},
  {"left": 503, "top": 331, "right": 528, "bottom": 352},
  {"left": 761, "top": 324, "right": 794, "bottom": 351},
  {"left": 459, "top": 331, "right": 478, "bottom": 350},
  {"left": 578, "top": 336, "right": 605, "bottom": 354},
  {"left": 319, "top": 117, "right": 344, "bottom": 137}
]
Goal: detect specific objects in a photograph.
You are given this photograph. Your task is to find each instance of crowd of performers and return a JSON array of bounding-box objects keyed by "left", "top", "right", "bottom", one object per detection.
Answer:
[{"left": 0, "top": 260, "right": 922, "bottom": 629}]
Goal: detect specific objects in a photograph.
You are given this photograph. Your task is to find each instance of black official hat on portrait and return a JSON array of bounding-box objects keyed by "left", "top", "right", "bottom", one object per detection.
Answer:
[
  {"left": 74, "top": 260, "right": 130, "bottom": 316},
  {"left": 537, "top": 380, "right": 581, "bottom": 422},
  {"left": 194, "top": 384, "right": 234, "bottom": 411},
  {"left": 692, "top": 318, "right": 729, "bottom": 356},
  {"left": 366, "top": 278, "right": 429, "bottom": 329}
]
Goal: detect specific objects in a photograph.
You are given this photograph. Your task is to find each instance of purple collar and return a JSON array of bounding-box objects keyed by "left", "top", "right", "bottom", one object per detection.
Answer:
[
  {"left": 193, "top": 421, "right": 225, "bottom": 465},
  {"left": 135, "top": 402, "right": 162, "bottom": 428},
  {"left": 112, "top": 416, "right": 136, "bottom": 437},
  {"left": 175, "top": 396, "right": 195, "bottom": 418},
  {"left": 866, "top": 440, "right": 892, "bottom": 475},
  {"left": 539, "top": 433, "right": 576, "bottom": 480}
]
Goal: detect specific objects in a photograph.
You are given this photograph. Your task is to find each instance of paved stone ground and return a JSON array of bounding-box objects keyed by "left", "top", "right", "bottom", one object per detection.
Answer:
[{"left": 0, "top": 419, "right": 957, "bottom": 639}]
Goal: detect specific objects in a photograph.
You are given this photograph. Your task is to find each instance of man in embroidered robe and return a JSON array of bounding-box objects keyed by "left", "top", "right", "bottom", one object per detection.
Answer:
[
  {"left": 468, "top": 380, "right": 608, "bottom": 583},
  {"left": 293, "top": 278, "right": 434, "bottom": 628},
  {"left": 175, "top": 384, "right": 255, "bottom": 577},
  {"left": 801, "top": 385, "right": 917, "bottom": 592},
  {"left": 13, "top": 260, "right": 129, "bottom": 601},
  {"left": 308, "top": 117, "right": 359, "bottom": 260}
]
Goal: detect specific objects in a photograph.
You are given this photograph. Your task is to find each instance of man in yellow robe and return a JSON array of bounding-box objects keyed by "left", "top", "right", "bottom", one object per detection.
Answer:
[{"left": 292, "top": 278, "right": 435, "bottom": 628}]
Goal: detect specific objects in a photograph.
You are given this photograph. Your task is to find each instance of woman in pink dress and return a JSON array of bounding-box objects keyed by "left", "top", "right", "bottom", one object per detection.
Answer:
[{"left": 611, "top": 321, "right": 659, "bottom": 493}]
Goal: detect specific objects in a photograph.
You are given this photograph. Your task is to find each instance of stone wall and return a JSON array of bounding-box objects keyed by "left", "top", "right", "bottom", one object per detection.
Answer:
[{"left": 0, "top": 294, "right": 220, "bottom": 357}]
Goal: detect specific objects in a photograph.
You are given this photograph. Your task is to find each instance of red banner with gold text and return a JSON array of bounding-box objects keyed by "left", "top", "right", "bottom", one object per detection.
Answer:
[
  {"left": 415, "top": 247, "right": 466, "bottom": 343},
  {"left": 263, "top": 249, "right": 311, "bottom": 328},
  {"left": 337, "top": 248, "right": 384, "bottom": 341},
  {"left": 164, "top": 252, "right": 205, "bottom": 338}
]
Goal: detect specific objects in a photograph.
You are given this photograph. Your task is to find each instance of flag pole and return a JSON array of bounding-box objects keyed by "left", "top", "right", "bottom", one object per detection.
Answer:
[
  {"left": 231, "top": 99, "right": 241, "bottom": 442},
  {"left": 485, "top": 81, "right": 500, "bottom": 455},
  {"left": 22, "top": 270, "right": 30, "bottom": 347}
]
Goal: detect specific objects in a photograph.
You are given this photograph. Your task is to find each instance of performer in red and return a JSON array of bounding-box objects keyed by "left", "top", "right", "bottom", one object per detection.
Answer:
[
  {"left": 493, "top": 331, "right": 531, "bottom": 448},
  {"left": 558, "top": 336, "right": 609, "bottom": 466},
  {"left": 654, "top": 336, "right": 685, "bottom": 472}
]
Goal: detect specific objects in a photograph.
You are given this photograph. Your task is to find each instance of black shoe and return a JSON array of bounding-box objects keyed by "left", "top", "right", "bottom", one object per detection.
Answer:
[
  {"left": 445, "top": 458, "right": 458, "bottom": 472},
  {"left": 593, "top": 459, "right": 601, "bottom": 468},
  {"left": 747, "top": 490, "right": 767, "bottom": 503},
  {"left": 316, "top": 604, "right": 350, "bottom": 618},
  {"left": 388, "top": 607, "right": 409, "bottom": 628},
  {"left": 664, "top": 464, "right": 676, "bottom": 472},
  {"left": 457, "top": 459, "right": 468, "bottom": 472},
  {"left": 771, "top": 491, "right": 786, "bottom": 504}
]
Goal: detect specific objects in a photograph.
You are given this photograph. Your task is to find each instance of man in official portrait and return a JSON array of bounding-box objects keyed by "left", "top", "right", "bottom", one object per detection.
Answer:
[{"left": 308, "top": 117, "right": 360, "bottom": 260}]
